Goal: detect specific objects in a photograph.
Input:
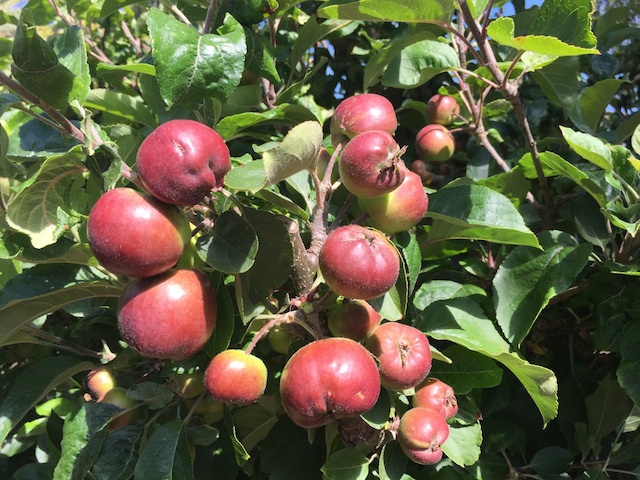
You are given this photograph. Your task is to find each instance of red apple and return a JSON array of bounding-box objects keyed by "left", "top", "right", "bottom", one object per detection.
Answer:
[
  {"left": 415, "top": 124, "right": 455, "bottom": 163},
  {"left": 413, "top": 378, "right": 458, "bottom": 420},
  {"left": 99, "top": 387, "right": 139, "bottom": 430},
  {"left": 338, "top": 131, "right": 405, "bottom": 198},
  {"left": 319, "top": 225, "right": 400, "bottom": 300},
  {"left": 204, "top": 349, "right": 267, "bottom": 405},
  {"left": 86, "top": 367, "right": 116, "bottom": 401},
  {"left": 331, "top": 93, "right": 397, "bottom": 146},
  {"left": 118, "top": 269, "right": 217, "bottom": 360},
  {"left": 87, "top": 188, "right": 191, "bottom": 278},
  {"left": 365, "top": 322, "right": 432, "bottom": 390},
  {"left": 359, "top": 168, "right": 429, "bottom": 234},
  {"left": 279, "top": 337, "right": 381, "bottom": 428},
  {"left": 398, "top": 407, "right": 450, "bottom": 465},
  {"left": 327, "top": 298, "right": 382, "bottom": 342},
  {"left": 426, "top": 94, "right": 460, "bottom": 125},
  {"left": 136, "top": 119, "right": 231, "bottom": 206}
]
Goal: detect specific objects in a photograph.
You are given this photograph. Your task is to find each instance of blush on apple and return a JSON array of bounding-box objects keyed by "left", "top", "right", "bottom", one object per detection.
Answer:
[
  {"left": 425, "top": 94, "right": 460, "bottom": 125},
  {"left": 204, "top": 349, "right": 268, "bottom": 405},
  {"left": 415, "top": 124, "right": 455, "bottom": 163},
  {"left": 398, "top": 407, "right": 450, "bottom": 465},
  {"left": 118, "top": 269, "right": 217, "bottom": 361},
  {"left": 136, "top": 119, "right": 231, "bottom": 206},
  {"left": 86, "top": 367, "right": 116, "bottom": 401},
  {"left": 331, "top": 93, "right": 397, "bottom": 146},
  {"left": 327, "top": 298, "right": 382, "bottom": 342},
  {"left": 413, "top": 378, "right": 458, "bottom": 420},
  {"left": 87, "top": 188, "right": 191, "bottom": 278}
]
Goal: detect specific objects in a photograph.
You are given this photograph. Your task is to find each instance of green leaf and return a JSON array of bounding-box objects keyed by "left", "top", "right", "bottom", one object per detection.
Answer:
[
  {"left": 560, "top": 126, "right": 613, "bottom": 171},
  {"left": 493, "top": 231, "right": 591, "bottom": 347},
  {"left": 574, "top": 79, "right": 624, "bottom": 134},
  {"left": 196, "top": 210, "right": 259, "bottom": 274},
  {"left": 54, "top": 26, "right": 90, "bottom": 104},
  {"left": 244, "top": 29, "right": 281, "bottom": 85},
  {"left": 586, "top": 375, "right": 633, "bottom": 446},
  {"left": 85, "top": 89, "right": 157, "bottom": 128},
  {"left": 263, "top": 121, "right": 323, "bottom": 186},
  {"left": 224, "top": 407, "right": 250, "bottom": 466},
  {"left": 0, "top": 356, "right": 94, "bottom": 445},
  {"left": 429, "top": 345, "right": 503, "bottom": 395},
  {"left": 441, "top": 422, "right": 482, "bottom": 468},
  {"left": 216, "top": 104, "right": 319, "bottom": 140},
  {"left": 128, "top": 382, "right": 175, "bottom": 410},
  {"left": 369, "top": 254, "right": 408, "bottom": 321},
  {"left": 100, "top": 0, "right": 146, "bottom": 17},
  {"left": 532, "top": 57, "right": 580, "bottom": 116},
  {"left": 5, "top": 116, "right": 81, "bottom": 161},
  {"left": 134, "top": 421, "right": 194, "bottom": 480},
  {"left": 570, "top": 195, "right": 610, "bottom": 250},
  {"left": 379, "top": 441, "right": 408, "bottom": 480},
  {"left": 225, "top": 159, "right": 268, "bottom": 193},
  {"left": 317, "top": 0, "right": 455, "bottom": 23},
  {"left": 528, "top": 446, "right": 574, "bottom": 475},
  {"left": 96, "top": 62, "right": 156, "bottom": 76},
  {"left": 361, "top": 388, "right": 391, "bottom": 429},
  {"left": 394, "top": 231, "right": 421, "bottom": 295},
  {"left": 529, "top": 0, "right": 598, "bottom": 50},
  {"left": 233, "top": 402, "right": 279, "bottom": 453},
  {"left": 147, "top": 10, "right": 246, "bottom": 108},
  {"left": 91, "top": 426, "right": 143, "bottom": 480},
  {"left": 290, "top": 15, "right": 352, "bottom": 68},
  {"left": 321, "top": 448, "right": 370, "bottom": 480},
  {"left": 632, "top": 124, "right": 640, "bottom": 157},
  {"left": 425, "top": 184, "right": 540, "bottom": 248}
]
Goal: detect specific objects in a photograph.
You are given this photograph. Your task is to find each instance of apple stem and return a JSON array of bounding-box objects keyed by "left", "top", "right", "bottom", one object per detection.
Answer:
[{"left": 245, "top": 311, "right": 318, "bottom": 355}]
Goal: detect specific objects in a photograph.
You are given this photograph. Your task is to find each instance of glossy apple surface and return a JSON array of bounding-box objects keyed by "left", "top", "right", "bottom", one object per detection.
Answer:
[
  {"left": 339, "top": 131, "right": 405, "bottom": 198},
  {"left": 365, "top": 322, "right": 432, "bottom": 390},
  {"left": 118, "top": 269, "right": 217, "bottom": 360},
  {"left": 86, "top": 367, "right": 116, "bottom": 401},
  {"left": 327, "top": 299, "right": 382, "bottom": 342},
  {"left": 415, "top": 124, "right": 455, "bottom": 163},
  {"left": 359, "top": 168, "right": 429, "bottom": 234},
  {"left": 204, "top": 349, "right": 268, "bottom": 405},
  {"left": 319, "top": 225, "right": 400, "bottom": 300},
  {"left": 425, "top": 94, "right": 460, "bottom": 125},
  {"left": 398, "top": 407, "right": 450, "bottom": 465},
  {"left": 87, "top": 188, "right": 191, "bottom": 278},
  {"left": 331, "top": 93, "right": 397, "bottom": 145},
  {"left": 136, "top": 119, "right": 231, "bottom": 205},
  {"left": 413, "top": 378, "right": 458, "bottom": 420},
  {"left": 279, "top": 337, "right": 381, "bottom": 428}
]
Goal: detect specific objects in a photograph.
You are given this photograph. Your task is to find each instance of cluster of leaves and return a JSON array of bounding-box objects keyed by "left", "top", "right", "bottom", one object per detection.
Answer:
[{"left": 0, "top": 0, "right": 639, "bottom": 479}]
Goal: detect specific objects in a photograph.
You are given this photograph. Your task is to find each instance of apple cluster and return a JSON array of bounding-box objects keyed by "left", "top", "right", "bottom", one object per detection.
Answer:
[{"left": 414, "top": 94, "right": 459, "bottom": 167}]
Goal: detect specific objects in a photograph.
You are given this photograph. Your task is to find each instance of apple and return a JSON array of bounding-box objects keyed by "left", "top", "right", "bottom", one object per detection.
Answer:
[
  {"left": 99, "top": 387, "right": 139, "bottom": 430},
  {"left": 118, "top": 269, "right": 217, "bottom": 360},
  {"left": 86, "top": 367, "right": 116, "bottom": 401},
  {"left": 204, "top": 349, "right": 267, "bottom": 405},
  {"left": 87, "top": 188, "right": 191, "bottom": 278},
  {"left": 409, "top": 159, "right": 432, "bottom": 184},
  {"left": 425, "top": 94, "right": 460, "bottom": 125},
  {"left": 398, "top": 407, "right": 450, "bottom": 465},
  {"left": 415, "top": 124, "right": 455, "bottom": 163},
  {"left": 279, "top": 337, "right": 381, "bottom": 428},
  {"left": 413, "top": 378, "right": 458, "bottom": 420},
  {"left": 171, "top": 372, "right": 205, "bottom": 399},
  {"left": 359, "top": 168, "right": 429, "bottom": 234},
  {"left": 327, "top": 298, "right": 382, "bottom": 342},
  {"left": 338, "top": 131, "right": 406, "bottom": 198},
  {"left": 319, "top": 225, "right": 400, "bottom": 300},
  {"left": 268, "top": 326, "right": 295, "bottom": 354},
  {"left": 331, "top": 93, "right": 397, "bottom": 146},
  {"left": 365, "top": 322, "right": 432, "bottom": 390},
  {"left": 136, "top": 119, "right": 231, "bottom": 206},
  {"left": 186, "top": 395, "right": 224, "bottom": 424}
]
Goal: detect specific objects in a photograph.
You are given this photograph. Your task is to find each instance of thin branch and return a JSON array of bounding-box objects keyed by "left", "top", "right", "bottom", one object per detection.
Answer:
[
  {"left": 121, "top": 20, "right": 143, "bottom": 57},
  {"left": 203, "top": 0, "right": 219, "bottom": 34},
  {"left": 452, "top": 67, "right": 500, "bottom": 89}
]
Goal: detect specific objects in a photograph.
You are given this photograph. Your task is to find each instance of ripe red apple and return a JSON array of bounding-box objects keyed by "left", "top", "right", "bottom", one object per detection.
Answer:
[
  {"left": 204, "top": 349, "right": 267, "bottom": 405},
  {"left": 279, "top": 337, "right": 381, "bottom": 428},
  {"left": 118, "top": 269, "right": 217, "bottom": 360},
  {"left": 86, "top": 367, "right": 116, "bottom": 401},
  {"left": 331, "top": 93, "right": 397, "bottom": 146},
  {"left": 338, "top": 131, "right": 406, "bottom": 198},
  {"left": 415, "top": 124, "right": 455, "bottom": 163},
  {"left": 425, "top": 94, "right": 460, "bottom": 125},
  {"left": 171, "top": 372, "right": 205, "bottom": 399},
  {"left": 99, "top": 387, "right": 139, "bottom": 430},
  {"left": 319, "top": 225, "right": 400, "bottom": 300},
  {"left": 359, "top": 168, "right": 429, "bottom": 234},
  {"left": 398, "top": 407, "right": 450, "bottom": 465},
  {"left": 365, "top": 322, "right": 432, "bottom": 390},
  {"left": 87, "top": 188, "right": 191, "bottom": 278},
  {"left": 327, "top": 298, "right": 382, "bottom": 342},
  {"left": 136, "top": 119, "right": 231, "bottom": 206},
  {"left": 413, "top": 378, "right": 458, "bottom": 420}
]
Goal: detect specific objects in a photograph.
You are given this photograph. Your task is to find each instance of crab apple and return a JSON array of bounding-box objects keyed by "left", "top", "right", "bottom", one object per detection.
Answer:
[
  {"left": 279, "top": 337, "right": 381, "bottom": 428},
  {"left": 268, "top": 326, "right": 296, "bottom": 354},
  {"left": 339, "top": 131, "right": 406, "bottom": 198},
  {"left": 331, "top": 93, "right": 397, "bottom": 145},
  {"left": 415, "top": 124, "right": 455, "bottom": 163},
  {"left": 171, "top": 372, "right": 205, "bottom": 399},
  {"left": 118, "top": 269, "right": 217, "bottom": 361},
  {"left": 359, "top": 168, "right": 429, "bottom": 234},
  {"left": 319, "top": 225, "right": 400, "bottom": 300},
  {"left": 204, "top": 350, "right": 267, "bottom": 405},
  {"left": 426, "top": 94, "right": 460, "bottom": 125},
  {"left": 86, "top": 367, "right": 116, "bottom": 401},
  {"left": 413, "top": 378, "right": 458, "bottom": 420},
  {"left": 327, "top": 298, "right": 382, "bottom": 342},
  {"left": 365, "top": 322, "right": 432, "bottom": 390},
  {"left": 398, "top": 407, "right": 450, "bottom": 465},
  {"left": 87, "top": 188, "right": 191, "bottom": 278},
  {"left": 99, "top": 387, "right": 139, "bottom": 431},
  {"left": 186, "top": 395, "right": 224, "bottom": 424},
  {"left": 136, "top": 119, "right": 231, "bottom": 206}
]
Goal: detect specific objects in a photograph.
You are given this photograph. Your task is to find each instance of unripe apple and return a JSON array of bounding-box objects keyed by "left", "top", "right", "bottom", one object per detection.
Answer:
[
  {"left": 136, "top": 119, "right": 231, "bottom": 206},
  {"left": 86, "top": 367, "right": 116, "bottom": 401},
  {"left": 204, "top": 349, "right": 267, "bottom": 405},
  {"left": 118, "top": 269, "right": 217, "bottom": 360},
  {"left": 413, "top": 378, "right": 458, "bottom": 420},
  {"left": 425, "top": 94, "right": 460, "bottom": 125},
  {"left": 99, "top": 387, "right": 139, "bottom": 430},
  {"left": 319, "top": 225, "right": 400, "bottom": 300},
  {"left": 279, "top": 337, "right": 381, "bottom": 428},
  {"left": 186, "top": 395, "right": 224, "bottom": 424},
  {"left": 87, "top": 188, "right": 191, "bottom": 278},
  {"left": 365, "top": 322, "right": 432, "bottom": 390},
  {"left": 327, "top": 299, "right": 382, "bottom": 342},
  {"left": 359, "top": 168, "right": 429, "bottom": 234},
  {"left": 268, "top": 326, "right": 295, "bottom": 354},
  {"left": 398, "top": 407, "right": 450, "bottom": 465},
  {"left": 415, "top": 124, "right": 455, "bottom": 163},
  {"left": 331, "top": 93, "right": 397, "bottom": 146},
  {"left": 171, "top": 372, "right": 205, "bottom": 399},
  {"left": 339, "top": 131, "right": 405, "bottom": 198}
]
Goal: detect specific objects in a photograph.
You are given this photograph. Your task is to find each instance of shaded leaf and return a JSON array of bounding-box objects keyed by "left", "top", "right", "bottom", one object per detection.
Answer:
[
  {"left": 92, "top": 426, "right": 143, "bottom": 480},
  {"left": 216, "top": 105, "right": 318, "bottom": 140},
  {"left": 85, "top": 89, "right": 157, "bottom": 128},
  {"left": 429, "top": 345, "right": 503, "bottom": 395},
  {"left": 134, "top": 421, "right": 194, "bottom": 480},
  {"left": 441, "top": 422, "right": 482, "bottom": 468},
  {"left": 321, "top": 448, "right": 370, "bottom": 480}
]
